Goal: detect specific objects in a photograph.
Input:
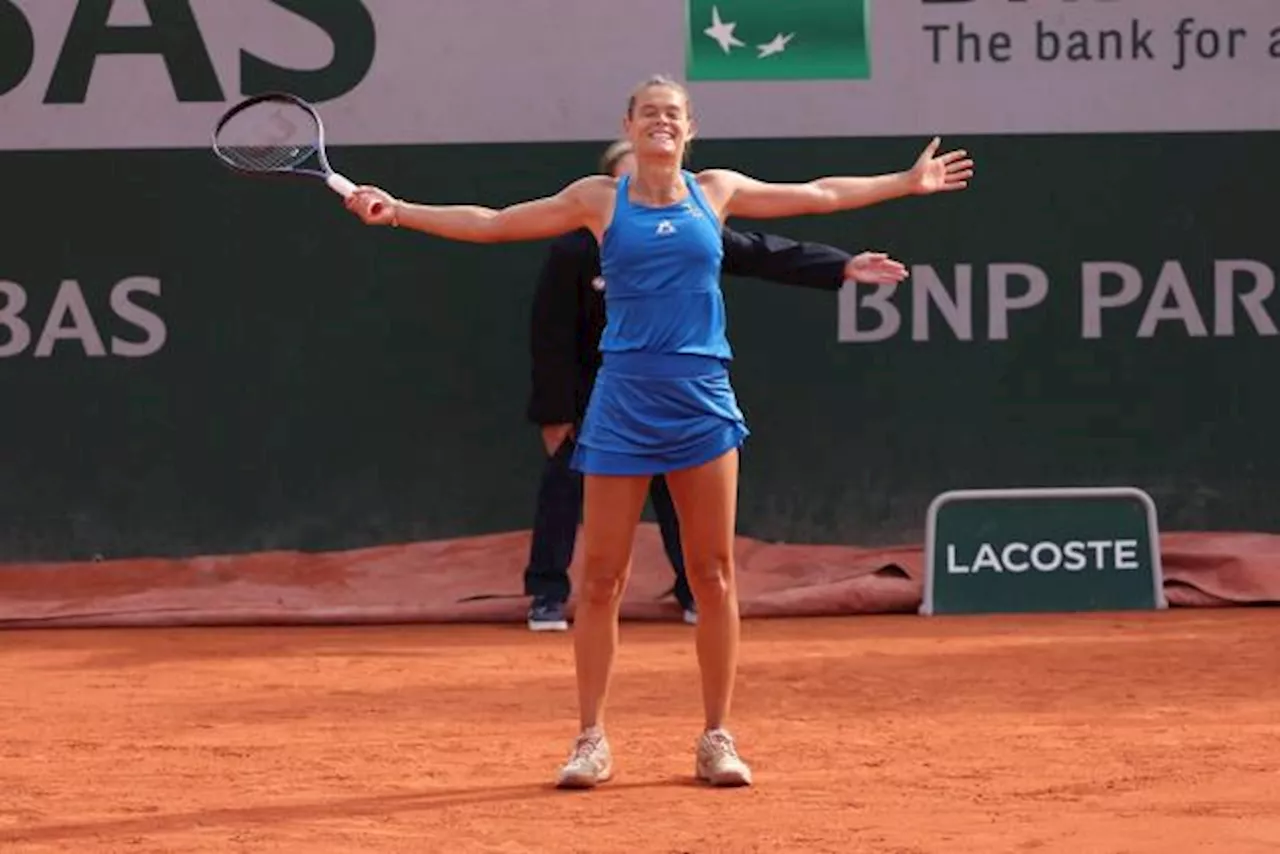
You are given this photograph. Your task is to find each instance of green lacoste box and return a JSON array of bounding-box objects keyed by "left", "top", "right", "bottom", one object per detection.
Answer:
[{"left": 921, "top": 487, "right": 1166, "bottom": 616}]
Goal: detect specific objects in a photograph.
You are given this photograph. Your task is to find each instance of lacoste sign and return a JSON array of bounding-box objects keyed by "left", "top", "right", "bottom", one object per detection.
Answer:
[{"left": 922, "top": 487, "right": 1166, "bottom": 615}]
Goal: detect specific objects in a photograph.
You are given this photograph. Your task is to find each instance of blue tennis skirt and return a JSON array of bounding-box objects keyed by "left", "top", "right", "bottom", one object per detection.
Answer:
[{"left": 571, "top": 351, "right": 749, "bottom": 476}]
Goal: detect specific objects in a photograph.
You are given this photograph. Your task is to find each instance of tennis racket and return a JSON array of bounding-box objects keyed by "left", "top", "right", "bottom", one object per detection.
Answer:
[{"left": 211, "top": 91, "right": 386, "bottom": 215}]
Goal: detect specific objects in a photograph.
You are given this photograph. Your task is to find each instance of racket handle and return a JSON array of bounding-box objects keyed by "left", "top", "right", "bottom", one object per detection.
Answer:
[
  {"left": 328, "top": 170, "right": 388, "bottom": 219},
  {"left": 326, "top": 172, "right": 357, "bottom": 198}
]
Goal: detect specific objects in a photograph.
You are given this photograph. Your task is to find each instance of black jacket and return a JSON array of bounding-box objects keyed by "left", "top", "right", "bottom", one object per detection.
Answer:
[{"left": 526, "top": 226, "right": 853, "bottom": 425}]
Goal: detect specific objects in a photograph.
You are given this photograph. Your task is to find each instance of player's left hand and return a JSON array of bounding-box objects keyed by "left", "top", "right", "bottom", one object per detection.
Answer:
[
  {"left": 907, "top": 137, "right": 974, "bottom": 194},
  {"left": 845, "top": 251, "right": 908, "bottom": 285}
]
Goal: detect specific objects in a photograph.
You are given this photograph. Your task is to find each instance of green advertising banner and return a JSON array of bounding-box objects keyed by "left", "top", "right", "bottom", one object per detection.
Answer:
[
  {"left": 922, "top": 488, "right": 1165, "bottom": 615},
  {"left": 1, "top": 130, "right": 1277, "bottom": 564}
]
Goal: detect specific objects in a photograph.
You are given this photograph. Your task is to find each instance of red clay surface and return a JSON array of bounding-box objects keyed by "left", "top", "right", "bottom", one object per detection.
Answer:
[{"left": 1, "top": 609, "right": 1278, "bottom": 853}]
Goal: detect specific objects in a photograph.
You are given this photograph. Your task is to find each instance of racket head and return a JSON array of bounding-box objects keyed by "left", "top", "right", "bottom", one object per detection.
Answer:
[{"left": 211, "top": 91, "right": 333, "bottom": 179}]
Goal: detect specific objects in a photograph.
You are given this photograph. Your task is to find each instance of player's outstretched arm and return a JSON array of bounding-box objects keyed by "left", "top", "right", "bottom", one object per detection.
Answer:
[
  {"left": 707, "top": 138, "right": 973, "bottom": 221},
  {"left": 343, "top": 176, "right": 611, "bottom": 243}
]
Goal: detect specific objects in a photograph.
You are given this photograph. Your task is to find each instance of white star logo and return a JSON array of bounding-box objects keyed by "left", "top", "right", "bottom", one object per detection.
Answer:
[
  {"left": 703, "top": 6, "right": 744, "bottom": 54},
  {"left": 757, "top": 32, "right": 794, "bottom": 59}
]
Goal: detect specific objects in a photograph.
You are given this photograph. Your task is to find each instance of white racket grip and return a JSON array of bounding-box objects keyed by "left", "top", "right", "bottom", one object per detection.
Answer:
[{"left": 326, "top": 172, "right": 357, "bottom": 198}]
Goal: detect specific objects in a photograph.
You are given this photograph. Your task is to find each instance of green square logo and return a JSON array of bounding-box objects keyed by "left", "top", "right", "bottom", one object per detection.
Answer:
[{"left": 685, "top": 0, "right": 871, "bottom": 81}]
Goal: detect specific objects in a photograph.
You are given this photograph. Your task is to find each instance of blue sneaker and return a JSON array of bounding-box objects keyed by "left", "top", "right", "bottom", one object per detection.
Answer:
[{"left": 528, "top": 598, "right": 568, "bottom": 632}]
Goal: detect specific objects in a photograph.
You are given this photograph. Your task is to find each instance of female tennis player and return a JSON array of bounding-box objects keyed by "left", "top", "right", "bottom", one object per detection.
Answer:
[{"left": 343, "top": 75, "right": 973, "bottom": 790}]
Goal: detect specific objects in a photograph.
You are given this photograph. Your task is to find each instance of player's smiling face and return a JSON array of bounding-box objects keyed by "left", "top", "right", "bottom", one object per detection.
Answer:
[{"left": 625, "top": 85, "right": 695, "bottom": 159}]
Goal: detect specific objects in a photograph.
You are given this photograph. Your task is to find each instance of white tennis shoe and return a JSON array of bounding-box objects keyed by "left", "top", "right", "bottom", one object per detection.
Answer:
[{"left": 695, "top": 728, "right": 753, "bottom": 787}]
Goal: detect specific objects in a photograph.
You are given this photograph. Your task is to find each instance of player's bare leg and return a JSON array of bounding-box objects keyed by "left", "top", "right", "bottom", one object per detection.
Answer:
[
  {"left": 556, "top": 472, "right": 649, "bottom": 789},
  {"left": 665, "top": 449, "right": 752, "bottom": 787}
]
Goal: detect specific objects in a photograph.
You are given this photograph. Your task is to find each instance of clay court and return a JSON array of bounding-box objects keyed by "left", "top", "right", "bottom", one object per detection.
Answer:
[{"left": 2, "top": 608, "right": 1278, "bottom": 853}]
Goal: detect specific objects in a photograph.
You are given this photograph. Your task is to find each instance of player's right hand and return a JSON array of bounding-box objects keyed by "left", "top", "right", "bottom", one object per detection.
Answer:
[{"left": 346, "top": 186, "right": 399, "bottom": 226}]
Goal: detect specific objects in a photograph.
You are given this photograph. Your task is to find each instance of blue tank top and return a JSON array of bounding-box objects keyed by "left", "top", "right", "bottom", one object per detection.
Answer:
[{"left": 597, "top": 170, "right": 732, "bottom": 360}]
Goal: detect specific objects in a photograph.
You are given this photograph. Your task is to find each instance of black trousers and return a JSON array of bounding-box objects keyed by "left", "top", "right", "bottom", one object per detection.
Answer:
[{"left": 522, "top": 437, "right": 692, "bottom": 609}]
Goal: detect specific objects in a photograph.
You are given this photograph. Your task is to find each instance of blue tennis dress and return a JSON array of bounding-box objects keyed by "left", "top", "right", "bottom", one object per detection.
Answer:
[{"left": 571, "top": 170, "right": 749, "bottom": 476}]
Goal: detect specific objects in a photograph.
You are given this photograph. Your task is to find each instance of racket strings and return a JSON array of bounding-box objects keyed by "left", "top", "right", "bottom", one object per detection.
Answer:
[
  {"left": 214, "top": 101, "right": 321, "bottom": 173},
  {"left": 218, "top": 142, "right": 318, "bottom": 172}
]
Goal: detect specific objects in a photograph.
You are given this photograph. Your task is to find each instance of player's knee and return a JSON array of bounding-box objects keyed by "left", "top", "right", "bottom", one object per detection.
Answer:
[
  {"left": 582, "top": 571, "right": 628, "bottom": 605},
  {"left": 686, "top": 554, "right": 734, "bottom": 598},
  {"left": 581, "top": 554, "right": 630, "bottom": 605}
]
